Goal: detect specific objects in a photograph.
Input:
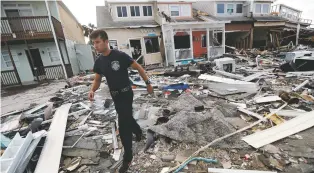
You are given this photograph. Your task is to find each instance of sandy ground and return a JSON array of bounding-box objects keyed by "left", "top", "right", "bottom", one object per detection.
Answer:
[{"left": 1, "top": 81, "right": 67, "bottom": 115}]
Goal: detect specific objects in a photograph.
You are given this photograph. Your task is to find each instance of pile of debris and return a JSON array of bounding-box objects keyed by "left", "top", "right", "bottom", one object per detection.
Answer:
[{"left": 1, "top": 46, "right": 314, "bottom": 173}]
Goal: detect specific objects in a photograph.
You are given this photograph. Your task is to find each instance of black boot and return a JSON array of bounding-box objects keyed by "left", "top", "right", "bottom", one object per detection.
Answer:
[
  {"left": 119, "top": 161, "right": 131, "bottom": 173},
  {"left": 135, "top": 131, "right": 142, "bottom": 142}
]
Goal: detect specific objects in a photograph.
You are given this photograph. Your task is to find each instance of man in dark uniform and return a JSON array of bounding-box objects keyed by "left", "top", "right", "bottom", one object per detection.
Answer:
[{"left": 88, "top": 30, "right": 153, "bottom": 172}]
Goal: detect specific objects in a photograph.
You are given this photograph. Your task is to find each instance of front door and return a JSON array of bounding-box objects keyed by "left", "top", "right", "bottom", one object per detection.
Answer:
[
  {"left": 129, "top": 39, "right": 143, "bottom": 64},
  {"left": 5, "top": 9, "right": 23, "bottom": 32},
  {"left": 25, "top": 49, "right": 45, "bottom": 77}
]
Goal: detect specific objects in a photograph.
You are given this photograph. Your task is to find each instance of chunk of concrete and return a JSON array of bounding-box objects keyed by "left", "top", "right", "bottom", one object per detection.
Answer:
[
  {"left": 161, "top": 155, "right": 175, "bottom": 162},
  {"left": 62, "top": 148, "right": 99, "bottom": 158}
]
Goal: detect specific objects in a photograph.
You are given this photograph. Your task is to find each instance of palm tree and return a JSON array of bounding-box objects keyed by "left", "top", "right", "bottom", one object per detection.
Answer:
[{"left": 82, "top": 23, "right": 97, "bottom": 44}]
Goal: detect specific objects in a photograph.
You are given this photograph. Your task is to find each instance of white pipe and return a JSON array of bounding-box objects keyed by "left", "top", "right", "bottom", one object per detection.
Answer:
[{"left": 45, "top": 0, "right": 68, "bottom": 79}]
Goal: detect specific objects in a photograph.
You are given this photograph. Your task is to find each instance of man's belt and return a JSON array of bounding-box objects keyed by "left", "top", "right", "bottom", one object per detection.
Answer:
[{"left": 110, "top": 86, "right": 131, "bottom": 96}]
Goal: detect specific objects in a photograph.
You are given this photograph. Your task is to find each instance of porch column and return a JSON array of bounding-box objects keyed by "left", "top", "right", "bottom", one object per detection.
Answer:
[
  {"left": 222, "top": 28, "right": 226, "bottom": 54},
  {"left": 250, "top": 28, "right": 254, "bottom": 49},
  {"left": 5, "top": 42, "right": 22, "bottom": 85},
  {"left": 206, "top": 28, "right": 210, "bottom": 60},
  {"left": 189, "top": 28, "right": 193, "bottom": 59},
  {"left": 171, "top": 29, "right": 176, "bottom": 66},
  {"left": 162, "top": 25, "right": 168, "bottom": 66},
  {"left": 25, "top": 40, "right": 39, "bottom": 82}
]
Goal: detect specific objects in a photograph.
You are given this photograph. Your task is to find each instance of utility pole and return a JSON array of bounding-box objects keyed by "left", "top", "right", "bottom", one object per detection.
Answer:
[{"left": 45, "top": 0, "right": 68, "bottom": 79}]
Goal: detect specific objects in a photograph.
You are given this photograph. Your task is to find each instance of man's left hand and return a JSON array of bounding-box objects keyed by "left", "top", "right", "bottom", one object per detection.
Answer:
[{"left": 147, "top": 84, "right": 153, "bottom": 94}]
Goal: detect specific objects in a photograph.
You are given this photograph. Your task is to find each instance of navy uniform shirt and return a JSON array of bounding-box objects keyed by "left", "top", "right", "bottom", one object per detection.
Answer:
[{"left": 93, "top": 50, "right": 134, "bottom": 91}]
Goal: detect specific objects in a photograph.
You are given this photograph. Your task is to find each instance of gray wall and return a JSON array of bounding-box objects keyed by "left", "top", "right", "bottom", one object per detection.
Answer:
[{"left": 75, "top": 44, "right": 95, "bottom": 71}]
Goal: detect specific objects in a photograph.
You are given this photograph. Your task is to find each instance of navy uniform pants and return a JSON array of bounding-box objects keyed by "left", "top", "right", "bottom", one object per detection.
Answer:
[{"left": 111, "top": 89, "right": 142, "bottom": 162}]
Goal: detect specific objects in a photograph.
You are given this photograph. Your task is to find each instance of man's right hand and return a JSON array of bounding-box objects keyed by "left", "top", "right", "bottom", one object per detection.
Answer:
[{"left": 88, "top": 90, "right": 95, "bottom": 101}]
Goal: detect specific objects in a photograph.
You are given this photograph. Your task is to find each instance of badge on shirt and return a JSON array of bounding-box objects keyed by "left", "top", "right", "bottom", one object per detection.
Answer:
[{"left": 111, "top": 61, "right": 120, "bottom": 71}]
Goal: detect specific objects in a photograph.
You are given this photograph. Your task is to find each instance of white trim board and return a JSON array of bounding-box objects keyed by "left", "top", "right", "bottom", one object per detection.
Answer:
[
  {"left": 242, "top": 111, "right": 314, "bottom": 148},
  {"left": 34, "top": 103, "right": 72, "bottom": 173}
]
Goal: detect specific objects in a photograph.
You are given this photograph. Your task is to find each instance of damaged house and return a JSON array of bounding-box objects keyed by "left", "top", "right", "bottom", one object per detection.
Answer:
[
  {"left": 192, "top": 0, "right": 312, "bottom": 50},
  {"left": 96, "top": 0, "right": 229, "bottom": 67},
  {"left": 1, "top": 0, "right": 94, "bottom": 87}
]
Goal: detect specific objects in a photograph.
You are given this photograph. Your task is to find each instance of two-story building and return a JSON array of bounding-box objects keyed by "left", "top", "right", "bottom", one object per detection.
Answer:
[
  {"left": 1, "top": 0, "right": 86, "bottom": 87},
  {"left": 96, "top": 0, "right": 229, "bottom": 66},
  {"left": 193, "top": 0, "right": 289, "bottom": 50}
]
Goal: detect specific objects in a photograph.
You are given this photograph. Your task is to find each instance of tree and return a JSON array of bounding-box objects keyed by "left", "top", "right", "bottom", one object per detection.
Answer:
[{"left": 82, "top": 23, "right": 97, "bottom": 44}]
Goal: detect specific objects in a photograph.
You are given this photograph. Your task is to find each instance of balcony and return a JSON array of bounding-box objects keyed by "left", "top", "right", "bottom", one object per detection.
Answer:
[
  {"left": 1, "top": 16, "right": 65, "bottom": 42},
  {"left": 271, "top": 5, "right": 312, "bottom": 25}
]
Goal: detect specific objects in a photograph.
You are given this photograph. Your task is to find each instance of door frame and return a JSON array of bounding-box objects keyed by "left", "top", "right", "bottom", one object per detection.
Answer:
[{"left": 25, "top": 48, "right": 45, "bottom": 77}]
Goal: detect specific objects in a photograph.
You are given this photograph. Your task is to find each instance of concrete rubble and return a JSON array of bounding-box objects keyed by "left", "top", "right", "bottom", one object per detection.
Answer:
[{"left": 1, "top": 46, "right": 314, "bottom": 173}]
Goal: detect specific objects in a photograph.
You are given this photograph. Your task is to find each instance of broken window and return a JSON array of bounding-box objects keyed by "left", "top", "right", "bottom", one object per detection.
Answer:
[
  {"left": 174, "top": 36, "right": 190, "bottom": 49},
  {"left": 236, "top": 4, "right": 243, "bottom": 13},
  {"left": 109, "top": 40, "right": 118, "bottom": 50},
  {"left": 201, "top": 35, "right": 206, "bottom": 48},
  {"left": 130, "top": 6, "right": 140, "bottom": 17},
  {"left": 217, "top": 4, "right": 224, "bottom": 14},
  {"left": 227, "top": 4, "right": 234, "bottom": 14},
  {"left": 143, "top": 6, "right": 152, "bottom": 16},
  {"left": 144, "top": 37, "right": 159, "bottom": 54},
  {"left": 117, "top": 6, "right": 127, "bottom": 17},
  {"left": 170, "top": 5, "right": 180, "bottom": 16}
]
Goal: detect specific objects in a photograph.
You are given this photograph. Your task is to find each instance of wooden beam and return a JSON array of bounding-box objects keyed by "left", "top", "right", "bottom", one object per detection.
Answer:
[
  {"left": 5, "top": 42, "right": 22, "bottom": 85},
  {"left": 24, "top": 40, "right": 39, "bottom": 82}
]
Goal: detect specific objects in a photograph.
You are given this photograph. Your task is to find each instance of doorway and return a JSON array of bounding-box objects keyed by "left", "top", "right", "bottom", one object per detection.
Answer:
[
  {"left": 25, "top": 48, "right": 45, "bottom": 77},
  {"left": 129, "top": 39, "right": 142, "bottom": 64}
]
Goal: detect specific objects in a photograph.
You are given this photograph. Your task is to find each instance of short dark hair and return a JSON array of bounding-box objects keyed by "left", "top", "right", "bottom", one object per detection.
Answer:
[{"left": 89, "top": 29, "right": 108, "bottom": 42}]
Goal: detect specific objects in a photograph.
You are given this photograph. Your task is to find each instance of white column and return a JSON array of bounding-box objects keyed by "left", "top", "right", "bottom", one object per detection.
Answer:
[
  {"left": 222, "top": 28, "right": 226, "bottom": 54},
  {"left": 190, "top": 28, "right": 193, "bottom": 59},
  {"left": 206, "top": 28, "right": 210, "bottom": 60},
  {"left": 45, "top": 0, "right": 67, "bottom": 79},
  {"left": 162, "top": 25, "right": 169, "bottom": 66},
  {"left": 171, "top": 28, "right": 176, "bottom": 66},
  {"left": 296, "top": 23, "right": 300, "bottom": 46}
]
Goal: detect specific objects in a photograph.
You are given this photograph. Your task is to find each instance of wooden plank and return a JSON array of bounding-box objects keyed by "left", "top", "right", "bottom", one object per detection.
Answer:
[
  {"left": 34, "top": 103, "right": 72, "bottom": 173},
  {"left": 208, "top": 168, "right": 277, "bottom": 173},
  {"left": 242, "top": 72, "right": 266, "bottom": 82},
  {"left": 242, "top": 111, "right": 314, "bottom": 148},
  {"left": 238, "top": 107, "right": 265, "bottom": 121},
  {"left": 254, "top": 96, "right": 282, "bottom": 104}
]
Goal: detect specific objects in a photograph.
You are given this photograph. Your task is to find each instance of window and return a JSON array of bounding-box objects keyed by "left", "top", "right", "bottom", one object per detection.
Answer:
[
  {"left": 143, "top": 6, "right": 152, "bottom": 16},
  {"left": 1, "top": 50, "right": 19, "bottom": 67},
  {"left": 130, "top": 6, "right": 140, "bottom": 17},
  {"left": 236, "top": 4, "right": 243, "bottom": 13},
  {"left": 227, "top": 4, "right": 234, "bottom": 14},
  {"left": 201, "top": 35, "right": 206, "bottom": 48},
  {"left": 117, "top": 6, "right": 127, "bottom": 17},
  {"left": 47, "top": 48, "right": 59, "bottom": 62},
  {"left": 170, "top": 5, "right": 180, "bottom": 16},
  {"left": 217, "top": 4, "right": 224, "bottom": 14},
  {"left": 144, "top": 37, "right": 159, "bottom": 54},
  {"left": 255, "top": 4, "right": 262, "bottom": 13},
  {"left": 262, "top": 4, "right": 269, "bottom": 13}
]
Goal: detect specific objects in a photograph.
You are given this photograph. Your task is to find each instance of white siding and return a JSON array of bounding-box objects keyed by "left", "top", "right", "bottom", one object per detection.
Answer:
[
  {"left": 158, "top": 3, "right": 193, "bottom": 18},
  {"left": 1, "top": 42, "right": 68, "bottom": 83},
  {"left": 110, "top": 3, "right": 154, "bottom": 21},
  {"left": 1, "top": 1, "right": 60, "bottom": 20},
  {"left": 104, "top": 27, "right": 161, "bottom": 56},
  {"left": 214, "top": 1, "right": 246, "bottom": 17},
  {"left": 192, "top": 1, "right": 216, "bottom": 16}
]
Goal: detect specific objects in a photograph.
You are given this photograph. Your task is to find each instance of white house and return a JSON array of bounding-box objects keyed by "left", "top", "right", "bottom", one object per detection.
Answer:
[{"left": 1, "top": 0, "right": 88, "bottom": 87}]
